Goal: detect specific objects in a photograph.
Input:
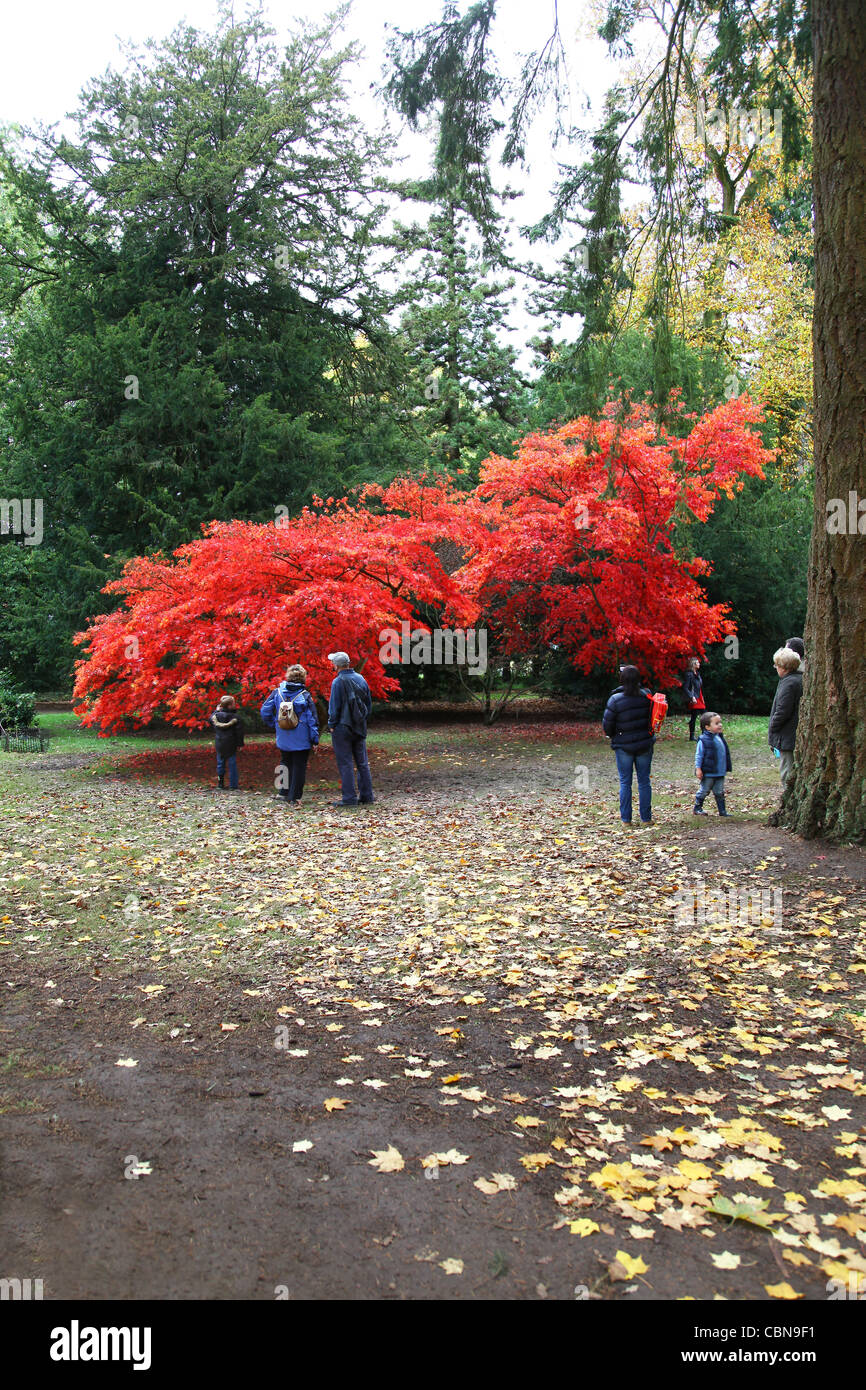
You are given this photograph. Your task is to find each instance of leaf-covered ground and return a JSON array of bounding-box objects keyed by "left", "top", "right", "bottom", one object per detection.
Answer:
[{"left": 1, "top": 715, "right": 864, "bottom": 1300}]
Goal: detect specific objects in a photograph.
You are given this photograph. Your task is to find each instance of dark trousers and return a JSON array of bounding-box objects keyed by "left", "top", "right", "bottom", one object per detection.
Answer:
[
  {"left": 279, "top": 749, "right": 310, "bottom": 802},
  {"left": 688, "top": 709, "right": 699, "bottom": 739},
  {"left": 331, "top": 725, "right": 374, "bottom": 803}
]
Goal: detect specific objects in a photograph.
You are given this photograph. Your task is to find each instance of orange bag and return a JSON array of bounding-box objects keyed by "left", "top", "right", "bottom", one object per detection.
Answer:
[{"left": 647, "top": 691, "right": 668, "bottom": 734}]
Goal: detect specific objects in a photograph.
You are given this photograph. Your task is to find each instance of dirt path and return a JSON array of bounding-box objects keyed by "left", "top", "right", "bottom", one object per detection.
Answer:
[{"left": 1, "top": 726, "right": 865, "bottom": 1301}]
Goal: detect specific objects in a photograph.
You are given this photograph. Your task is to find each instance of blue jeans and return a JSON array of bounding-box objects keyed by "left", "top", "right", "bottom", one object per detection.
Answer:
[
  {"left": 695, "top": 774, "right": 725, "bottom": 808},
  {"left": 330, "top": 726, "right": 374, "bottom": 803},
  {"left": 216, "top": 753, "right": 238, "bottom": 788},
  {"left": 614, "top": 746, "right": 653, "bottom": 822}
]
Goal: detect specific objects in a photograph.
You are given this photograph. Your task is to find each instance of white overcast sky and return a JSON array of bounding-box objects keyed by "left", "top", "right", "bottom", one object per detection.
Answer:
[{"left": 0, "top": 0, "right": 624, "bottom": 359}]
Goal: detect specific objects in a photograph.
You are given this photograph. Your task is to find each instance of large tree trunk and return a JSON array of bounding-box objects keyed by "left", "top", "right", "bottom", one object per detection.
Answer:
[{"left": 781, "top": 0, "right": 866, "bottom": 842}]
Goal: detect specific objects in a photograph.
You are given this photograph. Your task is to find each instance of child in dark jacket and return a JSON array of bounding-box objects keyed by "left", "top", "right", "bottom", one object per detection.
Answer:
[
  {"left": 210, "top": 695, "right": 245, "bottom": 790},
  {"left": 694, "top": 710, "right": 732, "bottom": 816}
]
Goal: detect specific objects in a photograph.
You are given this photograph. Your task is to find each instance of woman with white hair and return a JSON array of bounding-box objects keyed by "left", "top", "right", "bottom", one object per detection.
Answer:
[{"left": 768, "top": 647, "right": 803, "bottom": 790}]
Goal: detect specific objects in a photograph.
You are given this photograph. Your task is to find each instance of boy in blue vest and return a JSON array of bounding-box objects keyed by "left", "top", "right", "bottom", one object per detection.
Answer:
[{"left": 693, "top": 710, "right": 732, "bottom": 816}]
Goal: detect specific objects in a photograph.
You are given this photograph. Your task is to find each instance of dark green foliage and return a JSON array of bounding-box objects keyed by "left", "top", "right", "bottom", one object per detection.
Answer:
[
  {"left": 529, "top": 328, "right": 729, "bottom": 433},
  {"left": 0, "top": 542, "right": 110, "bottom": 691},
  {"left": 385, "top": 1, "right": 505, "bottom": 246},
  {"left": 393, "top": 189, "right": 525, "bottom": 477},
  {"left": 0, "top": 666, "right": 37, "bottom": 728},
  {"left": 0, "top": 8, "right": 416, "bottom": 688},
  {"left": 676, "top": 465, "right": 812, "bottom": 713}
]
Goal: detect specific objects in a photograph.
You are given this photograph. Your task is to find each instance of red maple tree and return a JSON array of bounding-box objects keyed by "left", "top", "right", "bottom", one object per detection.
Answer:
[
  {"left": 453, "top": 395, "right": 774, "bottom": 684},
  {"left": 73, "top": 498, "right": 477, "bottom": 731},
  {"left": 73, "top": 396, "right": 772, "bottom": 730}
]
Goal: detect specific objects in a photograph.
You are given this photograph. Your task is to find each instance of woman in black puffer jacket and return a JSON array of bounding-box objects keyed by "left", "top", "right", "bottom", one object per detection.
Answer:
[{"left": 602, "top": 665, "right": 656, "bottom": 825}]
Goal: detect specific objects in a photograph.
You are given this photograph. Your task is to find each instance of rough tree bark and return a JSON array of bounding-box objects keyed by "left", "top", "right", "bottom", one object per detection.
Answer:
[{"left": 780, "top": 0, "right": 866, "bottom": 842}]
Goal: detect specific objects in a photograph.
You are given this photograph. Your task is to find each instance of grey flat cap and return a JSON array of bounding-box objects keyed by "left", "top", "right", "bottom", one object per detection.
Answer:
[{"left": 327, "top": 651, "right": 350, "bottom": 666}]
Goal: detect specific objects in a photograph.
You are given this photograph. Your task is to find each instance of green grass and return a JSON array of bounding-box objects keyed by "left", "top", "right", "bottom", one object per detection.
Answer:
[
  {"left": 36, "top": 711, "right": 200, "bottom": 755},
  {"left": 1, "top": 1049, "right": 68, "bottom": 1079}
]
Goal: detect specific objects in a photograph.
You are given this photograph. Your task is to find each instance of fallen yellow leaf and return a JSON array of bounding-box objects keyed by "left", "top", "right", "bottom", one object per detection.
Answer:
[
  {"left": 368, "top": 1146, "right": 404, "bottom": 1173},
  {"left": 711, "top": 1251, "right": 741, "bottom": 1270},
  {"left": 474, "top": 1173, "right": 517, "bottom": 1195},
  {"left": 611, "top": 1250, "right": 648, "bottom": 1279},
  {"left": 569, "top": 1219, "right": 599, "bottom": 1237}
]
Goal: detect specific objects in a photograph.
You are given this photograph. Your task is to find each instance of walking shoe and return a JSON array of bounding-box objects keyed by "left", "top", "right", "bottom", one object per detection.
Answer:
[
  {"left": 692, "top": 806, "right": 706, "bottom": 815},
  {"left": 331, "top": 800, "right": 359, "bottom": 808}
]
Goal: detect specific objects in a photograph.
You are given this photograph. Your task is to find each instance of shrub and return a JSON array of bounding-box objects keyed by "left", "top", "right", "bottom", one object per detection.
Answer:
[{"left": 0, "top": 670, "right": 37, "bottom": 730}]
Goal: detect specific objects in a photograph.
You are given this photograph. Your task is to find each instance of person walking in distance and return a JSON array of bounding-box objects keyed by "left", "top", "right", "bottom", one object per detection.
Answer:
[
  {"left": 326, "top": 651, "right": 374, "bottom": 808},
  {"left": 682, "top": 657, "right": 705, "bottom": 741}
]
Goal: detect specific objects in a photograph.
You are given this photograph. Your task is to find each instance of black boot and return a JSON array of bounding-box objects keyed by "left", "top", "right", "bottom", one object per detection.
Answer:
[
  {"left": 217, "top": 774, "right": 225, "bottom": 789},
  {"left": 714, "top": 793, "right": 728, "bottom": 817}
]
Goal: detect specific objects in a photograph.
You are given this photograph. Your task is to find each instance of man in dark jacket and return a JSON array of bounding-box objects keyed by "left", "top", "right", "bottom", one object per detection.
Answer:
[
  {"left": 602, "top": 666, "right": 656, "bottom": 825},
  {"left": 769, "top": 647, "right": 803, "bottom": 790},
  {"left": 327, "top": 651, "right": 374, "bottom": 808},
  {"left": 210, "top": 695, "right": 245, "bottom": 789}
]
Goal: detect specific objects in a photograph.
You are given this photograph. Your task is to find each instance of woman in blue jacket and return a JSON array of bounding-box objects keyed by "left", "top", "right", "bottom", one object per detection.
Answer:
[
  {"left": 602, "top": 665, "right": 656, "bottom": 825},
  {"left": 260, "top": 664, "right": 320, "bottom": 805}
]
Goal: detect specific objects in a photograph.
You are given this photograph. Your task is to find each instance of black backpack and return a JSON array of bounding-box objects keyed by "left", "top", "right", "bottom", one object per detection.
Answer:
[{"left": 340, "top": 674, "right": 368, "bottom": 735}]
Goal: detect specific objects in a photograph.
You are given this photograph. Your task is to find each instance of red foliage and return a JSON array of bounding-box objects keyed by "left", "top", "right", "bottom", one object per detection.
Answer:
[
  {"left": 456, "top": 396, "right": 772, "bottom": 683},
  {"left": 73, "top": 502, "right": 476, "bottom": 732},
  {"left": 73, "top": 398, "right": 772, "bottom": 730}
]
